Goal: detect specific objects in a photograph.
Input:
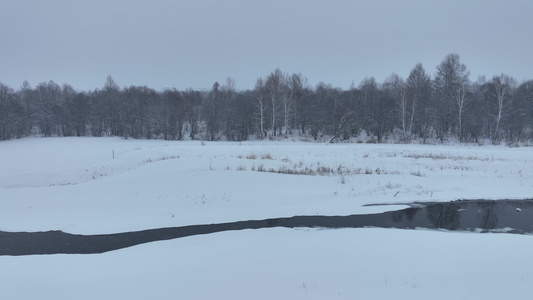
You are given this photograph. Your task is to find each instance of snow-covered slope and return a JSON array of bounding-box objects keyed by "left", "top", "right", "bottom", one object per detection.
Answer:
[{"left": 1, "top": 137, "right": 531, "bottom": 233}]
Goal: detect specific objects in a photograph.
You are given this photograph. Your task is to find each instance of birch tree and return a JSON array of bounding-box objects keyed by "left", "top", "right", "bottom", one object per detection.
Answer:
[
  {"left": 455, "top": 81, "right": 470, "bottom": 141},
  {"left": 488, "top": 74, "right": 515, "bottom": 142},
  {"left": 264, "top": 69, "right": 286, "bottom": 136}
]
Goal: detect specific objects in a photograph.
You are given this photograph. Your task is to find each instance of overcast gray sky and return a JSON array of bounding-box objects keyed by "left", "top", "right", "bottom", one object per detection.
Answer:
[{"left": 1, "top": 0, "right": 532, "bottom": 91}]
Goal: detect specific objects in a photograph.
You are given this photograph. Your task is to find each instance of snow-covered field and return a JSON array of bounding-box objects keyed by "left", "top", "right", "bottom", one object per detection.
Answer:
[{"left": 1, "top": 137, "right": 533, "bottom": 299}]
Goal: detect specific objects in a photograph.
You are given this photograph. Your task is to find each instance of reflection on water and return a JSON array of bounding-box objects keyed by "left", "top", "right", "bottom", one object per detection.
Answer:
[
  {"left": 478, "top": 201, "right": 498, "bottom": 229},
  {"left": 389, "top": 199, "right": 533, "bottom": 233},
  {"left": 1, "top": 199, "right": 532, "bottom": 256}
]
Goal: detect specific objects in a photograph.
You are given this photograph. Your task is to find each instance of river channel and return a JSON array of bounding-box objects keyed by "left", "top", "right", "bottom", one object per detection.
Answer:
[{"left": 1, "top": 199, "right": 531, "bottom": 256}]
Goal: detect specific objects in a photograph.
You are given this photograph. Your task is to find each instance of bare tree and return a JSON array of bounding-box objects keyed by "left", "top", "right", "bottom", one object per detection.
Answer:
[
  {"left": 327, "top": 105, "right": 355, "bottom": 143},
  {"left": 311, "top": 82, "right": 334, "bottom": 140},
  {"left": 205, "top": 82, "right": 220, "bottom": 141},
  {"left": 253, "top": 78, "right": 266, "bottom": 138},
  {"left": 18, "top": 80, "right": 34, "bottom": 136},
  {"left": 488, "top": 74, "right": 515, "bottom": 142},
  {"left": 383, "top": 73, "right": 407, "bottom": 135},
  {"left": 406, "top": 63, "right": 431, "bottom": 136},
  {"left": 59, "top": 83, "right": 77, "bottom": 136},
  {"left": 35, "top": 81, "right": 62, "bottom": 137},
  {"left": 0, "top": 83, "right": 24, "bottom": 140},
  {"left": 121, "top": 85, "right": 158, "bottom": 139},
  {"left": 264, "top": 69, "right": 287, "bottom": 136},
  {"left": 287, "top": 73, "right": 308, "bottom": 134},
  {"left": 360, "top": 77, "right": 393, "bottom": 142},
  {"left": 221, "top": 77, "right": 239, "bottom": 140},
  {"left": 102, "top": 76, "right": 122, "bottom": 136},
  {"left": 455, "top": 81, "right": 470, "bottom": 141},
  {"left": 161, "top": 89, "right": 184, "bottom": 140},
  {"left": 433, "top": 53, "right": 470, "bottom": 139},
  {"left": 183, "top": 88, "right": 201, "bottom": 140},
  {"left": 72, "top": 92, "right": 89, "bottom": 137},
  {"left": 510, "top": 80, "right": 533, "bottom": 141}
]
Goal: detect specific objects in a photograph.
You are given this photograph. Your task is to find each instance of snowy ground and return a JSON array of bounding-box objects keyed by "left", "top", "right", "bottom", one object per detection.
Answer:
[{"left": 1, "top": 137, "right": 533, "bottom": 299}]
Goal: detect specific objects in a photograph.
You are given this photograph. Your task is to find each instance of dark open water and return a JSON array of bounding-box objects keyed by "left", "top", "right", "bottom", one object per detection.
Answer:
[{"left": 1, "top": 199, "right": 532, "bottom": 256}]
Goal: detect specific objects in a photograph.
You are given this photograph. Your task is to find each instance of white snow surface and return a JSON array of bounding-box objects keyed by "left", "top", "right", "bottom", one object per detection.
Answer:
[{"left": 1, "top": 137, "right": 533, "bottom": 299}]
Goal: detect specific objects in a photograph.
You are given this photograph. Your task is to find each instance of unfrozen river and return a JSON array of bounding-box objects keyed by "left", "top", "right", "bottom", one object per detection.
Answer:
[{"left": 1, "top": 199, "right": 531, "bottom": 256}]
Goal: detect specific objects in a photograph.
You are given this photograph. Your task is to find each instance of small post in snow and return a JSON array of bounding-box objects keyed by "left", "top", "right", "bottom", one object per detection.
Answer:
[{"left": 113, "top": 150, "right": 115, "bottom": 159}]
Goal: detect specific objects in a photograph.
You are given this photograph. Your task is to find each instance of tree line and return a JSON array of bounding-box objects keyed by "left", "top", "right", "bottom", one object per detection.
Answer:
[{"left": 1, "top": 53, "right": 533, "bottom": 144}]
